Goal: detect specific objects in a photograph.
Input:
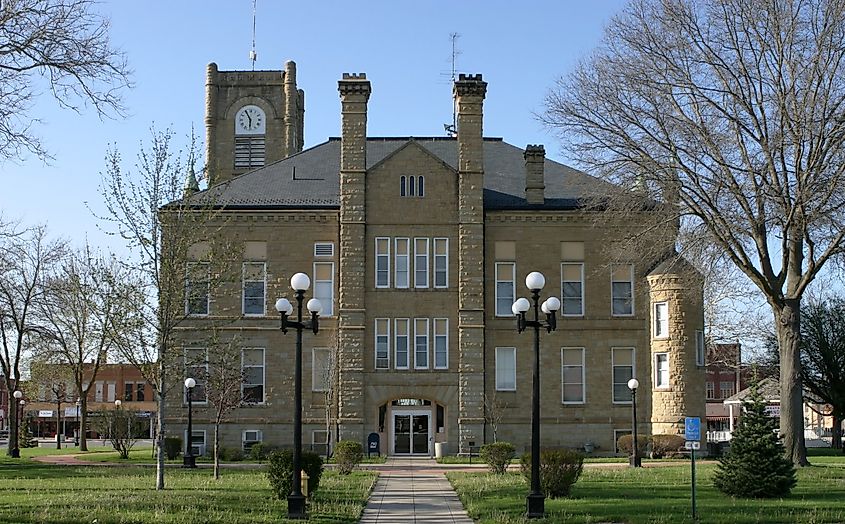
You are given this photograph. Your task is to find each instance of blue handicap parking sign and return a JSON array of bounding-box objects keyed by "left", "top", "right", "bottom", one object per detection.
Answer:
[{"left": 685, "top": 417, "right": 701, "bottom": 441}]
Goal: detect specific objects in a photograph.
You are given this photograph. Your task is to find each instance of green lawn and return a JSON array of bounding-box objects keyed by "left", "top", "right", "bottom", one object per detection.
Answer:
[
  {"left": 0, "top": 453, "right": 377, "bottom": 523},
  {"left": 448, "top": 459, "right": 845, "bottom": 523}
]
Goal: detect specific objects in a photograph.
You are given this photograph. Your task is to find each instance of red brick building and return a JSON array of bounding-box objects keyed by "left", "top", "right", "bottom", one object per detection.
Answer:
[{"left": 705, "top": 343, "right": 749, "bottom": 441}]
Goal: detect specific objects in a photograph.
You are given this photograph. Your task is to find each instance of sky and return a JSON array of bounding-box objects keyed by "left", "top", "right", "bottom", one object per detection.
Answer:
[{"left": 1, "top": 0, "right": 628, "bottom": 252}]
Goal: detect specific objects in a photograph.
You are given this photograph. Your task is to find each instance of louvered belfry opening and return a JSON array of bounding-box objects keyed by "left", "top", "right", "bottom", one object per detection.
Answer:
[{"left": 234, "top": 136, "right": 266, "bottom": 169}]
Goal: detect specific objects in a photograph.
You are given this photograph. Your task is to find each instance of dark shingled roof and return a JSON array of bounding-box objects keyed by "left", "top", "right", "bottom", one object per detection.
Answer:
[{"left": 187, "top": 137, "right": 608, "bottom": 210}]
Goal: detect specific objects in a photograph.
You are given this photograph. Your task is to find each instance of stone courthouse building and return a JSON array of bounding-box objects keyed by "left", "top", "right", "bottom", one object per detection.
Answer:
[{"left": 166, "top": 60, "right": 706, "bottom": 456}]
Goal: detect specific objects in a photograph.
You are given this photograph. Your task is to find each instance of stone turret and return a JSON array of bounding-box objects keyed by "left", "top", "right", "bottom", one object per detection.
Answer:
[
  {"left": 647, "top": 256, "right": 706, "bottom": 443},
  {"left": 337, "top": 73, "right": 371, "bottom": 443},
  {"left": 524, "top": 145, "right": 545, "bottom": 205},
  {"left": 454, "top": 73, "right": 487, "bottom": 453}
]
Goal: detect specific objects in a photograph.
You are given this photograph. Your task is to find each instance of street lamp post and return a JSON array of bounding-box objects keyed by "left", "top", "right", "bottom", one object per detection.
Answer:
[
  {"left": 11, "top": 390, "right": 22, "bottom": 458},
  {"left": 183, "top": 377, "right": 197, "bottom": 468},
  {"left": 275, "top": 272, "right": 322, "bottom": 520},
  {"left": 627, "top": 378, "right": 642, "bottom": 467},
  {"left": 512, "top": 271, "right": 560, "bottom": 519}
]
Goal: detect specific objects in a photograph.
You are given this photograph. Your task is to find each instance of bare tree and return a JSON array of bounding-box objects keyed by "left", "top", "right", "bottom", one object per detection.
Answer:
[
  {"left": 0, "top": 225, "right": 65, "bottom": 455},
  {"left": 0, "top": 0, "right": 131, "bottom": 161},
  {"left": 542, "top": 0, "right": 845, "bottom": 466},
  {"left": 35, "top": 245, "right": 130, "bottom": 451},
  {"left": 201, "top": 329, "right": 245, "bottom": 480},
  {"left": 95, "top": 403, "right": 141, "bottom": 459},
  {"left": 94, "top": 126, "right": 234, "bottom": 489},
  {"left": 483, "top": 392, "right": 508, "bottom": 443},
  {"left": 27, "top": 358, "right": 72, "bottom": 449}
]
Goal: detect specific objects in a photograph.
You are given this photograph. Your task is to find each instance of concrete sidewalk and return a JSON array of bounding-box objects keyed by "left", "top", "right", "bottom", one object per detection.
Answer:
[{"left": 359, "top": 457, "right": 474, "bottom": 523}]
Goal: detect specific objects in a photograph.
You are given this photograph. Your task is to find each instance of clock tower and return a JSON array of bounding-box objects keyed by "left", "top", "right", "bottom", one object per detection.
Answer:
[{"left": 204, "top": 60, "right": 305, "bottom": 185}]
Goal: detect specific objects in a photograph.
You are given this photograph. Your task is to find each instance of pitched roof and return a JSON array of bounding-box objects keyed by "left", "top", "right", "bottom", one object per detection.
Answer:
[{"left": 187, "top": 137, "right": 608, "bottom": 210}]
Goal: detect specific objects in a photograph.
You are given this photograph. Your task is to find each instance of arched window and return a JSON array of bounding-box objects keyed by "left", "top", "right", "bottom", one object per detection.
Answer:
[
  {"left": 400, "top": 176, "right": 406, "bottom": 196},
  {"left": 417, "top": 176, "right": 425, "bottom": 197},
  {"left": 409, "top": 176, "right": 416, "bottom": 196}
]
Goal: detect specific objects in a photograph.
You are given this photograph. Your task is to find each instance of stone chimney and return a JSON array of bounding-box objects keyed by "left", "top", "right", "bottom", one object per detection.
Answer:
[
  {"left": 284, "top": 60, "right": 299, "bottom": 156},
  {"left": 204, "top": 62, "right": 219, "bottom": 185},
  {"left": 336, "top": 72, "right": 371, "bottom": 445},
  {"left": 453, "top": 73, "right": 487, "bottom": 454},
  {"left": 524, "top": 144, "right": 546, "bottom": 205}
]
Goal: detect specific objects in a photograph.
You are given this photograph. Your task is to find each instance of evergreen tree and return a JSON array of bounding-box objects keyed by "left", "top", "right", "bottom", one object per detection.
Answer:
[{"left": 713, "top": 380, "right": 797, "bottom": 498}]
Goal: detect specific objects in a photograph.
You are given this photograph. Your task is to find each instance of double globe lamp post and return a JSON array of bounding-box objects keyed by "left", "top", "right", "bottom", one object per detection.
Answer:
[
  {"left": 275, "top": 272, "right": 322, "bottom": 520},
  {"left": 511, "top": 271, "right": 560, "bottom": 519}
]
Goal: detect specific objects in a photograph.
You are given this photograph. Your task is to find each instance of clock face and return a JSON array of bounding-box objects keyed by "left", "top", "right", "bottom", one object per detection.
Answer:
[{"left": 235, "top": 105, "right": 265, "bottom": 135}]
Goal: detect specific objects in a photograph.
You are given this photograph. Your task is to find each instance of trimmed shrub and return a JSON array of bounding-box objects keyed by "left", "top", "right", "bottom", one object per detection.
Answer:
[
  {"left": 163, "top": 437, "right": 182, "bottom": 460},
  {"left": 713, "top": 382, "right": 796, "bottom": 498},
  {"left": 650, "top": 434, "right": 686, "bottom": 458},
  {"left": 219, "top": 447, "right": 245, "bottom": 462},
  {"left": 616, "top": 434, "right": 650, "bottom": 456},
  {"left": 334, "top": 440, "right": 364, "bottom": 475},
  {"left": 268, "top": 449, "right": 324, "bottom": 500},
  {"left": 249, "top": 442, "right": 279, "bottom": 463},
  {"left": 520, "top": 449, "right": 584, "bottom": 498},
  {"left": 480, "top": 442, "right": 516, "bottom": 474}
]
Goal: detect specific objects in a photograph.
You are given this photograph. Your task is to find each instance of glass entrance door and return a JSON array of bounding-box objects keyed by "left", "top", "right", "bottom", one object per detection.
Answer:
[{"left": 392, "top": 412, "right": 430, "bottom": 455}]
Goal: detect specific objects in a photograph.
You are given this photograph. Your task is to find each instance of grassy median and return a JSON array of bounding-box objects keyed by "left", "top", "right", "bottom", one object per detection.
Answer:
[
  {"left": 448, "top": 453, "right": 845, "bottom": 523},
  {"left": 0, "top": 449, "right": 377, "bottom": 523}
]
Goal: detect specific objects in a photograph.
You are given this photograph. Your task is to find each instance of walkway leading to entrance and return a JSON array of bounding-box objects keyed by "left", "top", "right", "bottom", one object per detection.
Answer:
[{"left": 359, "top": 457, "right": 474, "bottom": 523}]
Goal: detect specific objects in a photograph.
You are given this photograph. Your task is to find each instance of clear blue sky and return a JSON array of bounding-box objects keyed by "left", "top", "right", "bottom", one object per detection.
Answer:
[{"left": 1, "top": 0, "right": 627, "bottom": 251}]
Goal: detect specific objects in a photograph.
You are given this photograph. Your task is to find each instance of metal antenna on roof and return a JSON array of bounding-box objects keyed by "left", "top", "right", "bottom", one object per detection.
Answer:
[
  {"left": 443, "top": 33, "right": 461, "bottom": 137},
  {"left": 249, "top": 0, "right": 258, "bottom": 70}
]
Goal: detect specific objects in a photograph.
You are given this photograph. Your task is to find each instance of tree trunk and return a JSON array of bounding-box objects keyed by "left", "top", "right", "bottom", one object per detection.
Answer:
[
  {"left": 214, "top": 423, "right": 220, "bottom": 480},
  {"left": 775, "top": 299, "right": 810, "bottom": 466},
  {"left": 56, "top": 401, "right": 62, "bottom": 449},
  {"left": 80, "top": 398, "right": 88, "bottom": 451},
  {"left": 155, "top": 362, "right": 165, "bottom": 490},
  {"left": 832, "top": 414, "right": 842, "bottom": 450},
  {"left": 6, "top": 379, "right": 17, "bottom": 456}
]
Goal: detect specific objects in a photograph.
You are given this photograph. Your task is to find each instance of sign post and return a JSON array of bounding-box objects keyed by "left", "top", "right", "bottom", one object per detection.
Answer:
[{"left": 684, "top": 417, "right": 701, "bottom": 521}]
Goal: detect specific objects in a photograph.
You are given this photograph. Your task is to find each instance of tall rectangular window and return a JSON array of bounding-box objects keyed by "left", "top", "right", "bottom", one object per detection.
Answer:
[
  {"left": 654, "top": 353, "right": 670, "bottom": 388},
  {"left": 414, "top": 238, "right": 429, "bottom": 288},
  {"left": 313, "top": 262, "right": 334, "bottom": 317},
  {"left": 184, "top": 348, "right": 208, "bottom": 403},
  {"left": 495, "top": 262, "right": 516, "bottom": 317},
  {"left": 434, "top": 238, "right": 448, "bottom": 288},
  {"left": 612, "top": 347, "right": 634, "bottom": 403},
  {"left": 653, "top": 302, "right": 669, "bottom": 338},
  {"left": 495, "top": 347, "right": 517, "bottom": 391},
  {"left": 242, "top": 348, "right": 265, "bottom": 403},
  {"left": 312, "top": 348, "right": 331, "bottom": 392},
  {"left": 242, "top": 262, "right": 266, "bottom": 316},
  {"left": 561, "top": 347, "right": 585, "bottom": 404},
  {"left": 375, "top": 318, "right": 390, "bottom": 369},
  {"left": 706, "top": 381, "right": 715, "bottom": 399},
  {"left": 375, "top": 237, "right": 390, "bottom": 288},
  {"left": 414, "top": 318, "right": 429, "bottom": 369},
  {"left": 136, "top": 383, "right": 145, "bottom": 401},
  {"left": 394, "top": 318, "right": 409, "bottom": 369},
  {"left": 395, "top": 238, "right": 410, "bottom": 289},
  {"left": 720, "top": 381, "right": 735, "bottom": 399},
  {"left": 561, "top": 263, "right": 584, "bottom": 316},
  {"left": 124, "top": 382, "right": 133, "bottom": 401},
  {"left": 696, "top": 330, "right": 705, "bottom": 366},
  {"left": 185, "top": 262, "right": 210, "bottom": 316},
  {"left": 434, "top": 318, "right": 448, "bottom": 369},
  {"left": 611, "top": 264, "right": 634, "bottom": 316}
]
